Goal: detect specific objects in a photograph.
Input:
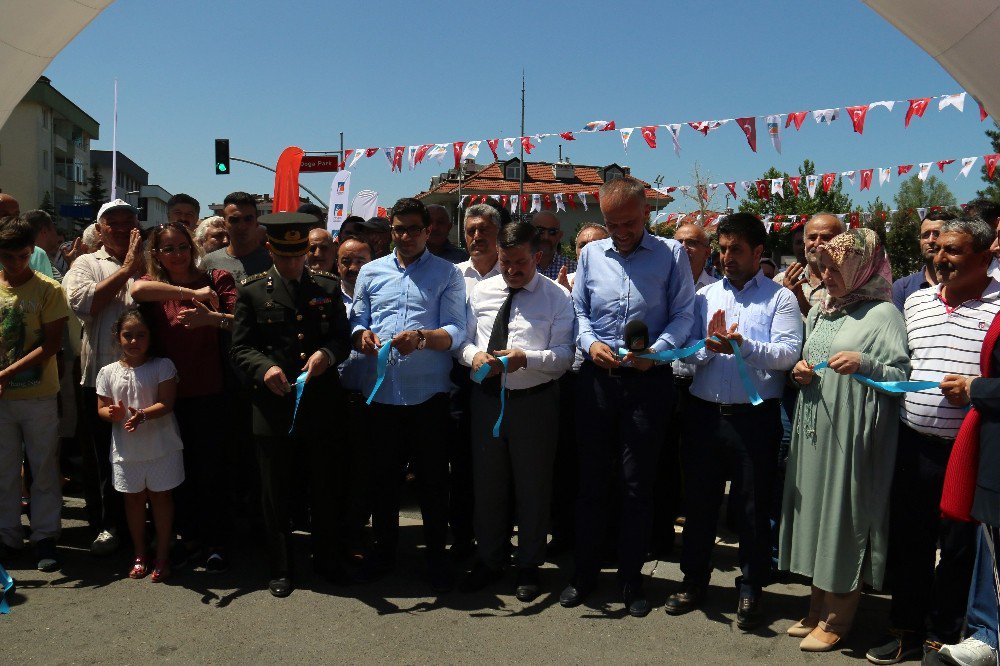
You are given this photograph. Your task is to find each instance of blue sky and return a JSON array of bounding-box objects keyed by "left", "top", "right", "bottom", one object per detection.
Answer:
[{"left": 44, "top": 0, "right": 994, "bottom": 214}]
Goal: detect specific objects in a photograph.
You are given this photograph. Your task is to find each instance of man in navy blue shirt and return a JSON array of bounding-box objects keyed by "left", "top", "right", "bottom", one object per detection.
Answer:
[{"left": 891, "top": 212, "right": 952, "bottom": 311}]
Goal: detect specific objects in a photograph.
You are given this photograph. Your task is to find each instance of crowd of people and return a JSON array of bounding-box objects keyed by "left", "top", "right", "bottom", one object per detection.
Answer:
[{"left": 1, "top": 176, "right": 1000, "bottom": 665}]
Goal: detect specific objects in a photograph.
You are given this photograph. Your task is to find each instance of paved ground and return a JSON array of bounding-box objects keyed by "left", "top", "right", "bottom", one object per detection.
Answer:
[{"left": 4, "top": 495, "right": 899, "bottom": 665}]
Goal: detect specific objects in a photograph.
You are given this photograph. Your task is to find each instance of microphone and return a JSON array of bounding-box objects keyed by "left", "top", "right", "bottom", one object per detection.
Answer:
[{"left": 624, "top": 319, "right": 649, "bottom": 352}]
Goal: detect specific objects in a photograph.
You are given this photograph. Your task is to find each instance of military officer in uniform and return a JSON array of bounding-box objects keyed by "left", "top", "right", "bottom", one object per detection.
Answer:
[{"left": 230, "top": 212, "right": 351, "bottom": 598}]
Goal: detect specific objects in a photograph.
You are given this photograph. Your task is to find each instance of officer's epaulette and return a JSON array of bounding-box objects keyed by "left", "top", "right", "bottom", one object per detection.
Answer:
[
  {"left": 308, "top": 270, "right": 338, "bottom": 281},
  {"left": 241, "top": 271, "right": 268, "bottom": 286}
]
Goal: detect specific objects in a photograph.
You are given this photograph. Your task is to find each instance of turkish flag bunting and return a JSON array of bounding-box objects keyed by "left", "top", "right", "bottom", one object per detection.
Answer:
[
  {"left": 601, "top": 121, "right": 616, "bottom": 131},
  {"left": 822, "top": 172, "right": 837, "bottom": 193},
  {"left": 499, "top": 195, "right": 509, "bottom": 207},
  {"left": 985, "top": 154, "right": 1000, "bottom": 179},
  {"left": 847, "top": 105, "right": 869, "bottom": 134},
  {"left": 725, "top": 182, "right": 738, "bottom": 198},
  {"left": 898, "top": 164, "right": 913, "bottom": 176},
  {"left": 937, "top": 159, "right": 955, "bottom": 172},
  {"left": 566, "top": 193, "right": 576, "bottom": 209},
  {"left": 543, "top": 194, "right": 552, "bottom": 209},
  {"left": 905, "top": 98, "right": 931, "bottom": 127},
  {"left": 772, "top": 223, "right": 782, "bottom": 233},
  {"left": 592, "top": 191, "right": 600, "bottom": 203},
  {"left": 414, "top": 144, "right": 433, "bottom": 166},
  {"left": 756, "top": 180, "right": 770, "bottom": 199},
  {"left": 343, "top": 148, "right": 354, "bottom": 164},
  {"left": 487, "top": 139, "right": 499, "bottom": 161},
  {"left": 849, "top": 212, "right": 860, "bottom": 228},
  {"left": 559, "top": 132, "right": 575, "bottom": 141},
  {"left": 392, "top": 146, "right": 405, "bottom": 172},
  {"left": 785, "top": 112, "right": 808, "bottom": 130},
  {"left": 736, "top": 117, "right": 757, "bottom": 152},
  {"left": 365, "top": 148, "right": 379, "bottom": 158},
  {"left": 452, "top": 142, "right": 465, "bottom": 169},
  {"left": 788, "top": 176, "right": 801, "bottom": 197},
  {"left": 860, "top": 169, "right": 873, "bottom": 190},
  {"left": 520, "top": 195, "right": 529, "bottom": 211},
  {"left": 640, "top": 126, "right": 657, "bottom": 149},
  {"left": 980, "top": 102, "right": 989, "bottom": 122},
  {"left": 520, "top": 136, "right": 535, "bottom": 154}
]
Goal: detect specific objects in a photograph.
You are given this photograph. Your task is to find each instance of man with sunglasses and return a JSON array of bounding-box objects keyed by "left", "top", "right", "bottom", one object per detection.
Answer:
[
  {"left": 532, "top": 211, "right": 576, "bottom": 281},
  {"left": 349, "top": 197, "right": 466, "bottom": 593},
  {"left": 203, "top": 191, "right": 272, "bottom": 283}
]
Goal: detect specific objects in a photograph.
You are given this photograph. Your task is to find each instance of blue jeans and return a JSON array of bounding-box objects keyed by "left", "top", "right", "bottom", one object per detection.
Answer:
[{"left": 966, "top": 524, "right": 999, "bottom": 649}]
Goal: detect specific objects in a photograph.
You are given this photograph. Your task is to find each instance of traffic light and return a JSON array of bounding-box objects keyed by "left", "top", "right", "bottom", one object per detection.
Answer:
[{"left": 215, "top": 139, "right": 230, "bottom": 175}]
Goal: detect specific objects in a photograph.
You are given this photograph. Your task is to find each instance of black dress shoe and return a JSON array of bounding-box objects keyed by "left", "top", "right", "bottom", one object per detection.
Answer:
[
  {"left": 664, "top": 583, "right": 705, "bottom": 615},
  {"left": 736, "top": 594, "right": 763, "bottom": 630},
  {"left": 459, "top": 560, "right": 505, "bottom": 593},
  {"left": 515, "top": 567, "right": 541, "bottom": 602},
  {"left": 559, "top": 581, "right": 592, "bottom": 608},
  {"left": 622, "top": 582, "right": 651, "bottom": 618},
  {"left": 268, "top": 577, "right": 293, "bottom": 598}
]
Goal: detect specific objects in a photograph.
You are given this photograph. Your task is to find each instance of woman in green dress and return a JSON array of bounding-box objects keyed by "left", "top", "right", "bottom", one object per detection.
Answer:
[{"left": 779, "top": 228, "right": 911, "bottom": 652}]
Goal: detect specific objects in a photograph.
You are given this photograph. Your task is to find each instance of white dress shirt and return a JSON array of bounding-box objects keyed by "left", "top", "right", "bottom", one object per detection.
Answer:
[
  {"left": 459, "top": 272, "right": 575, "bottom": 389},
  {"left": 673, "top": 269, "right": 719, "bottom": 377},
  {"left": 457, "top": 257, "right": 501, "bottom": 297}
]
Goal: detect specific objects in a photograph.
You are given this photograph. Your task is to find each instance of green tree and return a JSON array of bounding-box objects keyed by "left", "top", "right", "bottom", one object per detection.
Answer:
[
  {"left": 894, "top": 173, "right": 957, "bottom": 211},
  {"left": 39, "top": 191, "right": 60, "bottom": 224},
  {"left": 977, "top": 127, "right": 1000, "bottom": 202},
  {"left": 83, "top": 170, "right": 107, "bottom": 220},
  {"left": 738, "top": 159, "right": 853, "bottom": 255}
]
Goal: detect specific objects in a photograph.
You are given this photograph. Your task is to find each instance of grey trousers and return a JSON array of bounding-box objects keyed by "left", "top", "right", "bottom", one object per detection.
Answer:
[{"left": 471, "top": 381, "right": 559, "bottom": 570}]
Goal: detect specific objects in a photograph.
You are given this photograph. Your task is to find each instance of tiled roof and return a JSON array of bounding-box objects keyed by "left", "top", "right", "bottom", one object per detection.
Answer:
[{"left": 415, "top": 161, "right": 672, "bottom": 203}]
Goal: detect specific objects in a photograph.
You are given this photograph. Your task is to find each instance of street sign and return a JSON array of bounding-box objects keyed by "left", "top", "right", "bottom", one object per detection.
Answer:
[{"left": 299, "top": 155, "right": 340, "bottom": 172}]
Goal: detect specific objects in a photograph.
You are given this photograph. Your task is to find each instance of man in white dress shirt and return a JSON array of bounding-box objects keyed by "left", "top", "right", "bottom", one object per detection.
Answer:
[{"left": 457, "top": 221, "right": 575, "bottom": 602}]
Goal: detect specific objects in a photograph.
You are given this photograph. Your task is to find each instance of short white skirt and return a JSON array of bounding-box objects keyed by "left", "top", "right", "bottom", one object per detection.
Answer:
[{"left": 112, "top": 449, "right": 185, "bottom": 493}]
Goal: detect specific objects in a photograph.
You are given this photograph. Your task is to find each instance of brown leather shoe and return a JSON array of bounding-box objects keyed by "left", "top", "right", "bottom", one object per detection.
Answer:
[{"left": 664, "top": 584, "right": 705, "bottom": 615}]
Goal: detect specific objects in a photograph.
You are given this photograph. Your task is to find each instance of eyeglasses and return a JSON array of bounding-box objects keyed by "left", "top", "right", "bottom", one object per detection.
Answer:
[
  {"left": 533, "top": 226, "right": 560, "bottom": 236},
  {"left": 391, "top": 225, "right": 425, "bottom": 237},
  {"left": 156, "top": 243, "right": 192, "bottom": 255}
]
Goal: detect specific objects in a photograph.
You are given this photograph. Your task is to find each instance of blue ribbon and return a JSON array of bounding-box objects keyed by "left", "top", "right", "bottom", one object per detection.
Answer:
[
  {"left": 617, "top": 339, "right": 708, "bottom": 362},
  {"left": 0, "top": 562, "right": 13, "bottom": 614},
  {"left": 812, "top": 361, "right": 939, "bottom": 393},
  {"left": 288, "top": 371, "right": 310, "bottom": 435},
  {"left": 472, "top": 355, "right": 510, "bottom": 438},
  {"left": 728, "top": 338, "right": 764, "bottom": 406},
  {"left": 365, "top": 341, "right": 393, "bottom": 405}
]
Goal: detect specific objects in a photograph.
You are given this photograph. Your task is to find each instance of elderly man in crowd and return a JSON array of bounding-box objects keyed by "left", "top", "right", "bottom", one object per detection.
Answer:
[
  {"left": 561, "top": 176, "right": 695, "bottom": 617},
  {"left": 350, "top": 197, "right": 466, "bottom": 592},
  {"left": 867, "top": 215, "right": 1000, "bottom": 664},
  {"left": 194, "top": 216, "right": 229, "bottom": 255},
  {"left": 359, "top": 217, "right": 392, "bottom": 259},
  {"left": 427, "top": 204, "right": 469, "bottom": 264},
  {"left": 458, "top": 221, "right": 574, "bottom": 601},
  {"left": 532, "top": 211, "right": 576, "bottom": 281},
  {"left": 62, "top": 199, "right": 144, "bottom": 555},
  {"left": 166, "top": 193, "right": 200, "bottom": 230},
  {"left": 891, "top": 211, "right": 953, "bottom": 312},
  {"left": 306, "top": 228, "right": 336, "bottom": 274},
  {"left": 665, "top": 213, "right": 801, "bottom": 630},
  {"left": 448, "top": 203, "right": 503, "bottom": 561},
  {"left": 776, "top": 214, "right": 844, "bottom": 316},
  {"left": 202, "top": 191, "right": 272, "bottom": 283}
]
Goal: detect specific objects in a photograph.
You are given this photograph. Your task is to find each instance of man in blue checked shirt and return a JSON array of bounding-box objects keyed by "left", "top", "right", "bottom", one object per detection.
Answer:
[
  {"left": 349, "top": 197, "right": 467, "bottom": 594},
  {"left": 560, "top": 176, "right": 696, "bottom": 618},
  {"left": 664, "top": 213, "right": 801, "bottom": 630}
]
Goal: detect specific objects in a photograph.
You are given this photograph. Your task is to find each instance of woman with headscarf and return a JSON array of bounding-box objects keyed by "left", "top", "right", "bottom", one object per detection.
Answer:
[{"left": 779, "top": 229, "right": 911, "bottom": 652}]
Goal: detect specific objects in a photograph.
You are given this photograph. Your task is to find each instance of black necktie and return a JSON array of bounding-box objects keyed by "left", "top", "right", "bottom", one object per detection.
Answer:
[{"left": 486, "top": 287, "right": 521, "bottom": 355}]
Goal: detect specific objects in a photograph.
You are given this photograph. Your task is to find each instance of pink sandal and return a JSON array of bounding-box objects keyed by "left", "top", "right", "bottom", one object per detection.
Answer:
[
  {"left": 129, "top": 556, "right": 149, "bottom": 579},
  {"left": 150, "top": 559, "right": 170, "bottom": 583}
]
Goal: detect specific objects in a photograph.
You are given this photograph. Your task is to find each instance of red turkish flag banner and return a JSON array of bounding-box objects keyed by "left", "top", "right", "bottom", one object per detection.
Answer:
[
  {"left": 898, "top": 164, "right": 913, "bottom": 176},
  {"left": 520, "top": 136, "right": 535, "bottom": 154},
  {"left": 640, "top": 126, "right": 657, "bottom": 149},
  {"left": 736, "top": 117, "right": 757, "bottom": 152},
  {"left": 785, "top": 111, "right": 807, "bottom": 130},
  {"left": 788, "top": 176, "right": 801, "bottom": 197},
  {"left": 601, "top": 121, "right": 616, "bottom": 131},
  {"left": 499, "top": 195, "right": 509, "bottom": 207},
  {"left": 860, "top": 169, "right": 874, "bottom": 191},
  {"left": 559, "top": 132, "right": 575, "bottom": 141},
  {"left": 846, "top": 105, "right": 869, "bottom": 134},
  {"left": 756, "top": 180, "right": 770, "bottom": 199},
  {"left": 343, "top": 148, "right": 354, "bottom": 165},
  {"left": 772, "top": 223, "right": 782, "bottom": 233},
  {"left": 414, "top": 144, "right": 433, "bottom": 166},
  {"left": 985, "top": 154, "right": 1000, "bottom": 179},
  {"left": 821, "top": 172, "right": 837, "bottom": 193},
  {"left": 725, "top": 182, "right": 738, "bottom": 198},
  {"left": 849, "top": 212, "right": 860, "bottom": 228},
  {"left": 392, "top": 146, "right": 405, "bottom": 172},
  {"left": 364, "top": 148, "right": 379, "bottom": 158},
  {"left": 542, "top": 194, "right": 552, "bottom": 209},
  {"left": 566, "top": 193, "right": 576, "bottom": 209},
  {"left": 453, "top": 142, "right": 465, "bottom": 169},
  {"left": 980, "top": 102, "right": 989, "bottom": 122},
  {"left": 272, "top": 146, "right": 304, "bottom": 213},
  {"left": 592, "top": 191, "right": 600, "bottom": 203},
  {"left": 520, "top": 195, "right": 529, "bottom": 211},
  {"left": 487, "top": 139, "right": 499, "bottom": 161},
  {"left": 937, "top": 159, "right": 956, "bottom": 172},
  {"left": 905, "top": 98, "right": 931, "bottom": 127}
]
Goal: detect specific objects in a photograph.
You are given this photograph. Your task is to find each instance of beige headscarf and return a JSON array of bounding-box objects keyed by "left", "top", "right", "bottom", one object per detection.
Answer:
[{"left": 818, "top": 228, "right": 893, "bottom": 314}]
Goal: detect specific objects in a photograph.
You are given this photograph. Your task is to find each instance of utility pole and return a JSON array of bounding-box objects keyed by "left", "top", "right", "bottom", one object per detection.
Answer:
[{"left": 518, "top": 69, "right": 525, "bottom": 221}]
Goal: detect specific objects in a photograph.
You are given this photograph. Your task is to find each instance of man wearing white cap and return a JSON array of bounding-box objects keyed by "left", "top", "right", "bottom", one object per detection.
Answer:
[{"left": 62, "top": 199, "right": 144, "bottom": 555}]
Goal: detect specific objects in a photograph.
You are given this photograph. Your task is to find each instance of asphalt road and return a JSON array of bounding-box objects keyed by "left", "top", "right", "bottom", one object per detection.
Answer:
[{"left": 4, "top": 495, "right": 898, "bottom": 665}]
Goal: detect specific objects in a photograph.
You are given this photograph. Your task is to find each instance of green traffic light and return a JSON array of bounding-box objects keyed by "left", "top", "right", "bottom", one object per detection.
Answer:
[{"left": 217, "top": 163, "right": 227, "bottom": 173}]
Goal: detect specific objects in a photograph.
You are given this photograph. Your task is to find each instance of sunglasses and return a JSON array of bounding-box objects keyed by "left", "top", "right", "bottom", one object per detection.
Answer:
[
  {"left": 391, "top": 225, "right": 426, "bottom": 237},
  {"left": 156, "top": 243, "right": 192, "bottom": 255}
]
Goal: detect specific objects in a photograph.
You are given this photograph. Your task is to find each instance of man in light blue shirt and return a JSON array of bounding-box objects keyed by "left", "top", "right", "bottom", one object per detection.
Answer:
[
  {"left": 349, "top": 197, "right": 466, "bottom": 593},
  {"left": 560, "top": 176, "right": 695, "bottom": 618},
  {"left": 665, "top": 213, "right": 802, "bottom": 630}
]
